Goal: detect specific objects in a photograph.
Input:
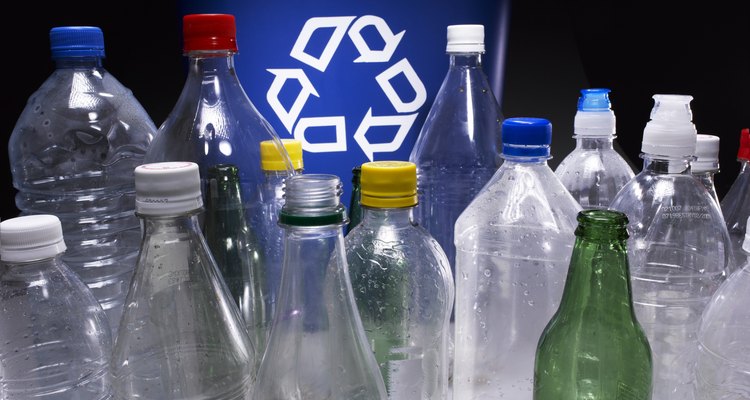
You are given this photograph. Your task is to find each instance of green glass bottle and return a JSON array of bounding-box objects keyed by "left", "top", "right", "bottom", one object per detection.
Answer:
[
  {"left": 346, "top": 165, "right": 362, "bottom": 236},
  {"left": 533, "top": 209, "right": 653, "bottom": 400}
]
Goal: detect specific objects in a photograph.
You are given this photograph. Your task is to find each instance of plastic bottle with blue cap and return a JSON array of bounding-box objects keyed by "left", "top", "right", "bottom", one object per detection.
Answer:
[
  {"left": 554, "top": 88, "right": 635, "bottom": 209},
  {"left": 610, "top": 94, "right": 734, "bottom": 400},
  {"left": 453, "top": 117, "right": 581, "bottom": 399}
]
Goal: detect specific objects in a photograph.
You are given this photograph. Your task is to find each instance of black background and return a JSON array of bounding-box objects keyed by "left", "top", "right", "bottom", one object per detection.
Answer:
[{"left": 1, "top": 0, "right": 748, "bottom": 221}]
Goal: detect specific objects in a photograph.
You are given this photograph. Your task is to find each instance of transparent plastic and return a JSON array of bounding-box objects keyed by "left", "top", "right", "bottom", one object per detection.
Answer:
[
  {"left": 453, "top": 155, "right": 581, "bottom": 399},
  {"left": 721, "top": 160, "right": 750, "bottom": 267},
  {"left": 254, "top": 174, "right": 387, "bottom": 400},
  {"left": 345, "top": 166, "right": 362, "bottom": 236},
  {"left": 694, "top": 170, "right": 720, "bottom": 207},
  {"left": 7, "top": 30, "right": 155, "bottom": 336}
]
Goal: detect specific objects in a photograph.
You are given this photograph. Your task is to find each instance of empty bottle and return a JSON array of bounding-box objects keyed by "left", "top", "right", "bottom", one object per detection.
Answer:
[
  {"left": 409, "top": 24, "right": 503, "bottom": 275},
  {"left": 0, "top": 214, "right": 113, "bottom": 399},
  {"left": 533, "top": 210, "right": 653, "bottom": 400},
  {"left": 346, "top": 165, "right": 363, "bottom": 236},
  {"left": 609, "top": 94, "right": 733, "bottom": 400},
  {"left": 111, "top": 162, "right": 255, "bottom": 399},
  {"left": 254, "top": 174, "right": 387, "bottom": 400},
  {"left": 721, "top": 128, "right": 750, "bottom": 267},
  {"left": 554, "top": 88, "right": 635, "bottom": 209},
  {"left": 345, "top": 161, "right": 454, "bottom": 399},
  {"left": 692, "top": 134, "right": 721, "bottom": 206},
  {"left": 7, "top": 26, "right": 155, "bottom": 336},
  {"left": 453, "top": 117, "right": 582, "bottom": 399}
]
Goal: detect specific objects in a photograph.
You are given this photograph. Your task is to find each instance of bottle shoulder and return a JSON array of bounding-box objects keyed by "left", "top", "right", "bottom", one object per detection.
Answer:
[{"left": 555, "top": 148, "right": 635, "bottom": 178}]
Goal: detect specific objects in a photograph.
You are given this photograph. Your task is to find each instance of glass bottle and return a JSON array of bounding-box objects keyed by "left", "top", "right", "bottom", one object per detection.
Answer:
[
  {"left": 254, "top": 174, "right": 387, "bottom": 400},
  {"left": 609, "top": 94, "right": 734, "bottom": 400},
  {"left": 533, "top": 210, "right": 653, "bottom": 400},
  {"left": 453, "top": 117, "right": 582, "bottom": 399},
  {"left": 692, "top": 134, "right": 721, "bottom": 206},
  {"left": 111, "top": 161, "right": 255, "bottom": 399},
  {"left": 721, "top": 128, "right": 750, "bottom": 267},
  {"left": 345, "top": 165, "right": 363, "bottom": 236},
  {"left": 345, "top": 161, "right": 454, "bottom": 399},
  {"left": 554, "top": 88, "right": 635, "bottom": 209}
]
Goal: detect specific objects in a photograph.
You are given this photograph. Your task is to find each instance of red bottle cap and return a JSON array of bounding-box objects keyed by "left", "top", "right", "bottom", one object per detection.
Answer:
[
  {"left": 183, "top": 14, "right": 238, "bottom": 53},
  {"left": 738, "top": 128, "right": 750, "bottom": 160}
]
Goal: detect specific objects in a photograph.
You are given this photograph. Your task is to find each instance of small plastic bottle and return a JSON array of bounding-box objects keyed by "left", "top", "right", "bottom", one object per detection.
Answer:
[
  {"left": 0, "top": 214, "right": 113, "bottom": 399},
  {"left": 111, "top": 162, "right": 255, "bottom": 399},
  {"left": 254, "top": 174, "right": 387, "bottom": 400},
  {"left": 721, "top": 128, "right": 750, "bottom": 267},
  {"left": 609, "top": 94, "right": 733, "bottom": 400},
  {"left": 554, "top": 88, "right": 635, "bottom": 209},
  {"left": 453, "top": 117, "right": 582, "bottom": 399},
  {"left": 692, "top": 133, "right": 721, "bottom": 206},
  {"left": 345, "top": 160, "right": 454, "bottom": 399},
  {"left": 7, "top": 26, "right": 156, "bottom": 336}
]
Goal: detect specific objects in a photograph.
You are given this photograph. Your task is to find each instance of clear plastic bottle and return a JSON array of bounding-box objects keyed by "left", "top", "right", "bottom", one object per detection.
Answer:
[
  {"left": 0, "top": 214, "right": 113, "bottom": 399},
  {"left": 554, "top": 88, "right": 635, "bottom": 209},
  {"left": 692, "top": 133, "right": 721, "bottom": 206},
  {"left": 695, "top": 215, "right": 750, "bottom": 399},
  {"left": 345, "top": 161, "right": 454, "bottom": 399},
  {"left": 453, "top": 117, "right": 582, "bottom": 399},
  {"left": 409, "top": 24, "right": 503, "bottom": 275},
  {"left": 254, "top": 174, "right": 387, "bottom": 400},
  {"left": 111, "top": 162, "right": 255, "bottom": 399},
  {"left": 7, "top": 26, "right": 155, "bottom": 336},
  {"left": 721, "top": 128, "right": 750, "bottom": 267},
  {"left": 609, "top": 94, "right": 734, "bottom": 400}
]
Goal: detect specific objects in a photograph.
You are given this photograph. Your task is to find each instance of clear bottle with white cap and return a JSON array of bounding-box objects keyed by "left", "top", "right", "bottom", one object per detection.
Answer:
[
  {"left": 111, "top": 161, "right": 255, "bottom": 399},
  {"left": 0, "top": 214, "right": 113, "bottom": 399},
  {"left": 692, "top": 133, "right": 721, "bottom": 206},
  {"left": 554, "top": 88, "right": 635, "bottom": 209},
  {"left": 721, "top": 128, "right": 750, "bottom": 267},
  {"left": 610, "top": 94, "right": 734, "bottom": 400}
]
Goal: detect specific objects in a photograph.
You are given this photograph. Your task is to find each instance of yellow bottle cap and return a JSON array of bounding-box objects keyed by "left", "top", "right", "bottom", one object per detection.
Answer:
[
  {"left": 260, "top": 139, "right": 304, "bottom": 171},
  {"left": 360, "top": 161, "right": 417, "bottom": 208}
]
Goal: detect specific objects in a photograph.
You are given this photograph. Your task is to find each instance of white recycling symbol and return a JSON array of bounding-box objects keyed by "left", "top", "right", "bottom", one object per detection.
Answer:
[{"left": 266, "top": 15, "right": 427, "bottom": 161}]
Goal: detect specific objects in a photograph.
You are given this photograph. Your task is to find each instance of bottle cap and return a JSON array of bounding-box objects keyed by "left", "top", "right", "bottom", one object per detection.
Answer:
[
  {"left": 260, "top": 139, "right": 303, "bottom": 171},
  {"left": 641, "top": 94, "right": 697, "bottom": 158},
  {"left": 49, "top": 26, "right": 105, "bottom": 59},
  {"left": 360, "top": 161, "right": 417, "bottom": 208},
  {"left": 446, "top": 24, "right": 485, "bottom": 53},
  {"left": 502, "top": 117, "right": 552, "bottom": 158},
  {"left": 135, "top": 162, "right": 203, "bottom": 216},
  {"left": 183, "top": 14, "right": 238, "bottom": 53},
  {"left": 574, "top": 88, "right": 616, "bottom": 136},
  {"left": 737, "top": 128, "right": 750, "bottom": 161},
  {"left": 0, "top": 215, "right": 67, "bottom": 263},
  {"left": 692, "top": 134, "right": 720, "bottom": 173}
]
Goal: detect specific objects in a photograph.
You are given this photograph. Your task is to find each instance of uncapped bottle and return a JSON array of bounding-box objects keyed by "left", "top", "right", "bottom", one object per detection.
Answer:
[
  {"left": 721, "top": 128, "right": 750, "bottom": 266},
  {"left": 692, "top": 133, "right": 721, "bottom": 206}
]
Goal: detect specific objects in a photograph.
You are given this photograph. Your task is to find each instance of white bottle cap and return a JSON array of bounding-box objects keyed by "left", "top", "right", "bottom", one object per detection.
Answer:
[
  {"left": 692, "top": 134, "right": 720, "bottom": 173},
  {"left": 446, "top": 24, "right": 485, "bottom": 53},
  {"left": 0, "top": 215, "right": 67, "bottom": 263},
  {"left": 641, "top": 94, "right": 697, "bottom": 158},
  {"left": 135, "top": 162, "right": 203, "bottom": 216}
]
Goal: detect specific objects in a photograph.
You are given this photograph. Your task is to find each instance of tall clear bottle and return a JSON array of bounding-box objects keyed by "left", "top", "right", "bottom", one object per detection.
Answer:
[
  {"left": 111, "top": 162, "right": 255, "bottom": 399},
  {"left": 609, "top": 94, "right": 734, "bottom": 400},
  {"left": 721, "top": 128, "right": 750, "bottom": 267},
  {"left": 533, "top": 210, "right": 653, "bottom": 400},
  {"left": 345, "top": 161, "right": 454, "bottom": 399},
  {"left": 254, "top": 174, "right": 387, "bottom": 400},
  {"left": 692, "top": 134, "right": 721, "bottom": 206},
  {"left": 409, "top": 24, "right": 502, "bottom": 275},
  {"left": 453, "top": 117, "right": 582, "bottom": 399},
  {"left": 7, "top": 26, "right": 155, "bottom": 336},
  {"left": 0, "top": 214, "right": 113, "bottom": 399},
  {"left": 554, "top": 88, "right": 635, "bottom": 209}
]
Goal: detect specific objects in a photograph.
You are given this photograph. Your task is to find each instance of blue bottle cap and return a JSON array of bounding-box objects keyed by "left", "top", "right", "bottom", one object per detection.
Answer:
[
  {"left": 50, "top": 26, "right": 105, "bottom": 59},
  {"left": 577, "top": 88, "right": 612, "bottom": 111},
  {"left": 502, "top": 117, "right": 552, "bottom": 158}
]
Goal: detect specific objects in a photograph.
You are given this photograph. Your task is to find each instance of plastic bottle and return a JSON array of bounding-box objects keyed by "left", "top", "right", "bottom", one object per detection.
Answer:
[
  {"left": 111, "top": 162, "right": 255, "bottom": 399},
  {"left": 345, "top": 165, "right": 362, "bottom": 236},
  {"left": 692, "top": 134, "right": 721, "bottom": 206},
  {"left": 7, "top": 26, "right": 156, "bottom": 336},
  {"left": 554, "top": 88, "right": 635, "bottom": 209},
  {"left": 144, "top": 13, "right": 293, "bottom": 234},
  {"left": 409, "top": 24, "right": 503, "bottom": 276},
  {"left": 695, "top": 215, "right": 750, "bottom": 398},
  {"left": 345, "top": 161, "right": 454, "bottom": 399},
  {"left": 609, "top": 94, "right": 733, "bottom": 400},
  {"left": 0, "top": 214, "right": 113, "bottom": 399},
  {"left": 721, "top": 128, "right": 750, "bottom": 267},
  {"left": 533, "top": 210, "right": 653, "bottom": 399},
  {"left": 453, "top": 117, "right": 582, "bottom": 399},
  {"left": 254, "top": 174, "right": 387, "bottom": 400}
]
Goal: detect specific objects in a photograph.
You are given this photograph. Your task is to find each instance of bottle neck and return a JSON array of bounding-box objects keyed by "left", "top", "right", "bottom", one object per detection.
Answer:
[
  {"left": 54, "top": 56, "right": 103, "bottom": 69},
  {"left": 361, "top": 206, "right": 413, "bottom": 227},
  {"left": 574, "top": 136, "right": 614, "bottom": 150},
  {"left": 640, "top": 153, "right": 692, "bottom": 175},
  {"left": 500, "top": 156, "right": 549, "bottom": 166},
  {"left": 1, "top": 255, "right": 65, "bottom": 277},
  {"left": 187, "top": 50, "right": 237, "bottom": 81},
  {"left": 141, "top": 211, "right": 204, "bottom": 237},
  {"left": 449, "top": 53, "right": 483, "bottom": 69}
]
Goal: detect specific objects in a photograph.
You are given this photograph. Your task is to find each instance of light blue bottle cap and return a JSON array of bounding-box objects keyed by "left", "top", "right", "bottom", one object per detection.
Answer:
[
  {"left": 50, "top": 26, "right": 105, "bottom": 59},
  {"left": 577, "top": 88, "right": 612, "bottom": 111},
  {"left": 502, "top": 117, "right": 552, "bottom": 158}
]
